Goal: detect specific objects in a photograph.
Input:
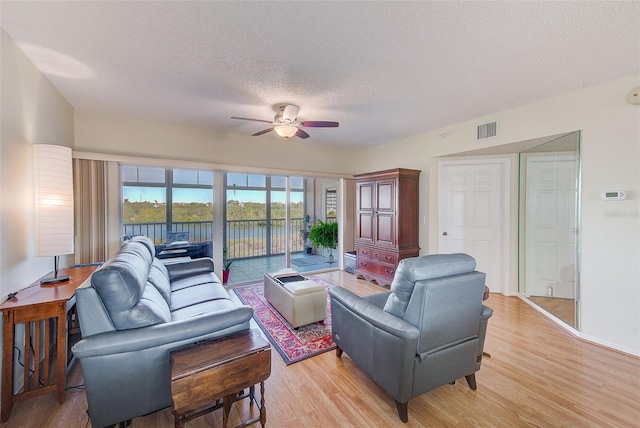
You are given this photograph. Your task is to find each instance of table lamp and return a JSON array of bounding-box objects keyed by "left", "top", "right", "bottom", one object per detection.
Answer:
[{"left": 33, "top": 144, "right": 74, "bottom": 285}]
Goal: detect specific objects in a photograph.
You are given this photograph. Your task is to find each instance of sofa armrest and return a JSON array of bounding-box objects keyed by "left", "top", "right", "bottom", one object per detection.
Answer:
[
  {"left": 72, "top": 305, "right": 252, "bottom": 358},
  {"left": 328, "top": 287, "right": 419, "bottom": 341},
  {"left": 75, "top": 282, "right": 116, "bottom": 337},
  {"left": 165, "top": 257, "right": 215, "bottom": 281}
]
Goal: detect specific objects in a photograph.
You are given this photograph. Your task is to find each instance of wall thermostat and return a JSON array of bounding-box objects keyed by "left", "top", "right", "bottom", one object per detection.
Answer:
[{"left": 601, "top": 191, "right": 626, "bottom": 200}]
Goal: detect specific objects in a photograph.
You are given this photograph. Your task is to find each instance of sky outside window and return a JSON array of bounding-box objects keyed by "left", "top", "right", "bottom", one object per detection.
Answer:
[
  {"left": 124, "top": 186, "right": 270, "bottom": 204},
  {"left": 123, "top": 186, "right": 166, "bottom": 203},
  {"left": 124, "top": 187, "right": 213, "bottom": 203},
  {"left": 173, "top": 188, "right": 213, "bottom": 203}
]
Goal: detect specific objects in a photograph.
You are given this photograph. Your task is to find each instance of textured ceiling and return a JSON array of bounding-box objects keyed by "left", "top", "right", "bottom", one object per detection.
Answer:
[{"left": 2, "top": 1, "right": 639, "bottom": 149}]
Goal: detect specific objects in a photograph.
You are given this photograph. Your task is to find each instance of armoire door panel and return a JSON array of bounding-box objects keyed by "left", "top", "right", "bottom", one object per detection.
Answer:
[
  {"left": 376, "top": 214, "right": 394, "bottom": 246},
  {"left": 376, "top": 180, "right": 395, "bottom": 213},
  {"left": 358, "top": 213, "right": 374, "bottom": 243},
  {"left": 358, "top": 181, "right": 375, "bottom": 211}
]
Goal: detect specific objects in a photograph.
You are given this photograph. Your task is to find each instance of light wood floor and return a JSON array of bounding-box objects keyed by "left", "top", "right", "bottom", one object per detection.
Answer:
[
  {"left": 528, "top": 296, "right": 575, "bottom": 328},
  {"left": 2, "top": 271, "right": 639, "bottom": 427}
]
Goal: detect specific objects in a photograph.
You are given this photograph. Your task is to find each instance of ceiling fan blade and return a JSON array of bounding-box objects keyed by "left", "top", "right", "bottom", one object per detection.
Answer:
[
  {"left": 252, "top": 128, "right": 274, "bottom": 136},
  {"left": 231, "top": 116, "right": 273, "bottom": 124},
  {"left": 296, "top": 128, "right": 310, "bottom": 139},
  {"left": 300, "top": 121, "right": 339, "bottom": 128}
]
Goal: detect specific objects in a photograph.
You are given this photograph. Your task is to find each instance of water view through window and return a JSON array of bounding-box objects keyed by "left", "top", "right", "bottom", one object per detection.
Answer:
[
  {"left": 225, "top": 173, "right": 305, "bottom": 260},
  {"left": 122, "top": 168, "right": 310, "bottom": 260},
  {"left": 122, "top": 166, "right": 214, "bottom": 249}
]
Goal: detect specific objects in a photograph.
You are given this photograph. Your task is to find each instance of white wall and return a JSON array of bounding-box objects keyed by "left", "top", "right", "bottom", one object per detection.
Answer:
[
  {"left": 356, "top": 73, "right": 640, "bottom": 354},
  {"left": 0, "top": 30, "right": 75, "bottom": 297}
]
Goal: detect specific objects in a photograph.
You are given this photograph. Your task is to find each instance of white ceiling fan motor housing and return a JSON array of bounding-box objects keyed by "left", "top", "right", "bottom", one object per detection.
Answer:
[{"left": 278, "top": 105, "right": 299, "bottom": 123}]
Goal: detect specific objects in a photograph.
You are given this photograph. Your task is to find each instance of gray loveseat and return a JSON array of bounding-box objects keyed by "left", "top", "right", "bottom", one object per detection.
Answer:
[
  {"left": 328, "top": 253, "right": 493, "bottom": 422},
  {"left": 72, "top": 236, "right": 253, "bottom": 428}
]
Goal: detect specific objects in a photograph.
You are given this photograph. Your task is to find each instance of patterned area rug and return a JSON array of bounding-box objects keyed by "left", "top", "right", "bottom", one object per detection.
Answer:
[{"left": 233, "top": 276, "right": 335, "bottom": 365}]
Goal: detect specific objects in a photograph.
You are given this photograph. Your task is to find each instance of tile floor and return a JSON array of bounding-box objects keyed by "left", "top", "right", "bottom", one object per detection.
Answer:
[{"left": 225, "top": 253, "right": 338, "bottom": 285}]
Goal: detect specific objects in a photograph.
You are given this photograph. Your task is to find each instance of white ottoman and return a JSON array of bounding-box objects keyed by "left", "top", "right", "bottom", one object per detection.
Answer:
[{"left": 264, "top": 269, "right": 327, "bottom": 328}]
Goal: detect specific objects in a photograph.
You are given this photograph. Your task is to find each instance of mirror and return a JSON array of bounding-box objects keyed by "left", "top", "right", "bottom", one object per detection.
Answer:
[
  {"left": 441, "top": 130, "right": 581, "bottom": 329},
  {"left": 518, "top": 131, "right": 580, "bottom": 329}
]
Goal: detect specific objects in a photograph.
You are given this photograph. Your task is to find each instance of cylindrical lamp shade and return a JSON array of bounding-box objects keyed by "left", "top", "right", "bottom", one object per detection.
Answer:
[{"left": 33, "top": 144, "right": 74, "bottom": 257}]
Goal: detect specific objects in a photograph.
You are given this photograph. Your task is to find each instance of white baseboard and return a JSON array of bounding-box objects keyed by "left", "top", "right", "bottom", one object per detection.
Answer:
[
  {"left": 516, "top": 294, "right": 640, "bottom": 358},
  {"left": 576, "top": 332, "right": 640, "bottom": 358}
]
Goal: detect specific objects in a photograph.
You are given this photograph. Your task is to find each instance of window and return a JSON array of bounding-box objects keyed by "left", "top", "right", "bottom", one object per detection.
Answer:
[
  {"left": 325, "top": 189, "right": 337, "bottom": 222},
  {"left": 121, "top": 166, "right": 213, "bottom": 254}
]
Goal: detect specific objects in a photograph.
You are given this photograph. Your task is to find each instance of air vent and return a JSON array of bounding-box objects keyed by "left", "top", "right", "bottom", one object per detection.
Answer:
[{"left": 476, "top": 121, "right": 498, "bottom": 140}]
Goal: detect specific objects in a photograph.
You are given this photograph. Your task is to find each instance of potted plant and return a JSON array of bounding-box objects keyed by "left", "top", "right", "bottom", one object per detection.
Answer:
[
  {"left": 308, "top": 220, "right": 338, "bottom": 264},
  {"left": 222, "top": 246, "right": 233, "bottom": 284}
]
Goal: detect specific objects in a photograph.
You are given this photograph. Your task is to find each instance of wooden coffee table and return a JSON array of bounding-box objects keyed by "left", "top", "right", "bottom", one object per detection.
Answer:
[{"left": 170, "top": 329, "right": 271, "bottom": 428}]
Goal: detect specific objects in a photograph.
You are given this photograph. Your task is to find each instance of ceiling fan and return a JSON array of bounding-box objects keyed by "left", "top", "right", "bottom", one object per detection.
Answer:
[{"left": 231, "top": 105, "right": 339, "bottom": 139}]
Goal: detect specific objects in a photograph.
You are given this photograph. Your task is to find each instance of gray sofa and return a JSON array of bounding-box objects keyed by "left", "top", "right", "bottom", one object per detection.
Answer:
[
  {"left": 328, "top": 253, "right": 493, "bottom": 422},
  {"left": 72, "top": 236, "right": 253, "bottom": 428}
]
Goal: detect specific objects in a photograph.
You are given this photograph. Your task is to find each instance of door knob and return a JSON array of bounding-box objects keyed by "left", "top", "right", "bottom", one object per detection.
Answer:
[{"left": 442, "top": 232, "right": 448, "bottom": 236}]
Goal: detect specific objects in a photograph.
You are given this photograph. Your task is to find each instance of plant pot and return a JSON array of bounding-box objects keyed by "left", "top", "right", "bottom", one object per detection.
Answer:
[
  {"left": 306, "top": 247, "right": 313, "bottom": 255},
  {"left": 223, "top": 270, "right": 230, "bottom": 284}
]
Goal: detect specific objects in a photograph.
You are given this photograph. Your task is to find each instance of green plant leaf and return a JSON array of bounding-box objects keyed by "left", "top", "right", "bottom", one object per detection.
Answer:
[{"left": 308, "top": 221, "right": 338, "bottom": 249}]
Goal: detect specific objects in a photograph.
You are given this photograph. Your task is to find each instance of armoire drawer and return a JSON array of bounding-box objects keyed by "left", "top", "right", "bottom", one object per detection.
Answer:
[
  {"left": 356, "top": 259, "right": 396, "bottom": 280},
  {"left": 357, "top": 246, "right": 373, "bottom": 260}
]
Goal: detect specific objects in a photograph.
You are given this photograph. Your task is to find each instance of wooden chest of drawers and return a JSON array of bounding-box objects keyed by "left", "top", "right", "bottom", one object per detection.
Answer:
[{"left": 356, "top": 245, "right": 418, "bottom": 286}]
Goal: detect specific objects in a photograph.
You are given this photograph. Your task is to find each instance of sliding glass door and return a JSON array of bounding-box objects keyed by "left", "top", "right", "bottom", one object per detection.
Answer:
[{"left": 224, "top": 173, "right": 339, "bottom": 284}]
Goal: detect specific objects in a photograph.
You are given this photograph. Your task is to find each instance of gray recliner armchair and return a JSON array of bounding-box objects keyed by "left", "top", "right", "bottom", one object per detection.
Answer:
[{"left": 328, "top": 253, "right": 493, "bottom": 423}]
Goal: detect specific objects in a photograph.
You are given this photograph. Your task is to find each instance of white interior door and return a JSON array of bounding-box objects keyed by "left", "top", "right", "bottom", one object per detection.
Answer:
[
  {"left": 524, "top": 155, "right": 577, "bottom": 298},
  {"left": 438, "top": 160, "right": 508, "bottom": 293}
]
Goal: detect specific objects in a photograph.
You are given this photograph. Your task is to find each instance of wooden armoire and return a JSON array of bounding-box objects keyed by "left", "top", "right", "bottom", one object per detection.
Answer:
[{"left": 354, "top": 168, "right": 421, "bottom": 286}]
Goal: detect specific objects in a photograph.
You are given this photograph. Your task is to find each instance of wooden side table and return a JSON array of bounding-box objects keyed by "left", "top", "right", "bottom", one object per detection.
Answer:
[
  {"left": 170, "top": 329, "right": 271, "bottom": 428},
  {"left": 0, "top": 265, "right": 98, "bottom": 422},
  {"left": 483, "top": 285, "right": 491, "bottom": 358}
]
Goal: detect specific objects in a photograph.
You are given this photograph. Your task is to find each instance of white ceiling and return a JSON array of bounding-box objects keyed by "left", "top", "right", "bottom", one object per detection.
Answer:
[{"left": 2, "top": 1, "right": 639, "bottom": 149}]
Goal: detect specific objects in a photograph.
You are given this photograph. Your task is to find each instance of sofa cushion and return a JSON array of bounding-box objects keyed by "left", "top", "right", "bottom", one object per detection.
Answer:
[
  {"left": 91, "top": 259, "right": 148, "bottom": 313},
  {"left": 170, "top": 283, "right": 231, "bottom": 311},
  {"left": 108, "top": 282, "right": 171, "bottom": 330},
  {"left": 90, "top": 238, "right": 158, "bottom": 328},
  {"left": 171, "top": 298, "right": 237, "bottom": 321},
  {"left": 126, "top": 236, "right": 156, "bottom": 258},
  {"left": 383, "top": 254, "right": 477, "bottom": 318},
  {"left": 171, "top": 272, "right": 222, "bottom": 291},
  {"left": 148, "top": 259, "right": 171, "bottom": 304}
]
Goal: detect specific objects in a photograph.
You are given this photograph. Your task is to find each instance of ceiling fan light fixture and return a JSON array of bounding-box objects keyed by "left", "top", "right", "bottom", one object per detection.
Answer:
[
  {"left": 231, "top": 104, "right": 339, "bottom": 140},
  {"left": 274, "top": 124, "right": 298, "bottom": 139}
]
